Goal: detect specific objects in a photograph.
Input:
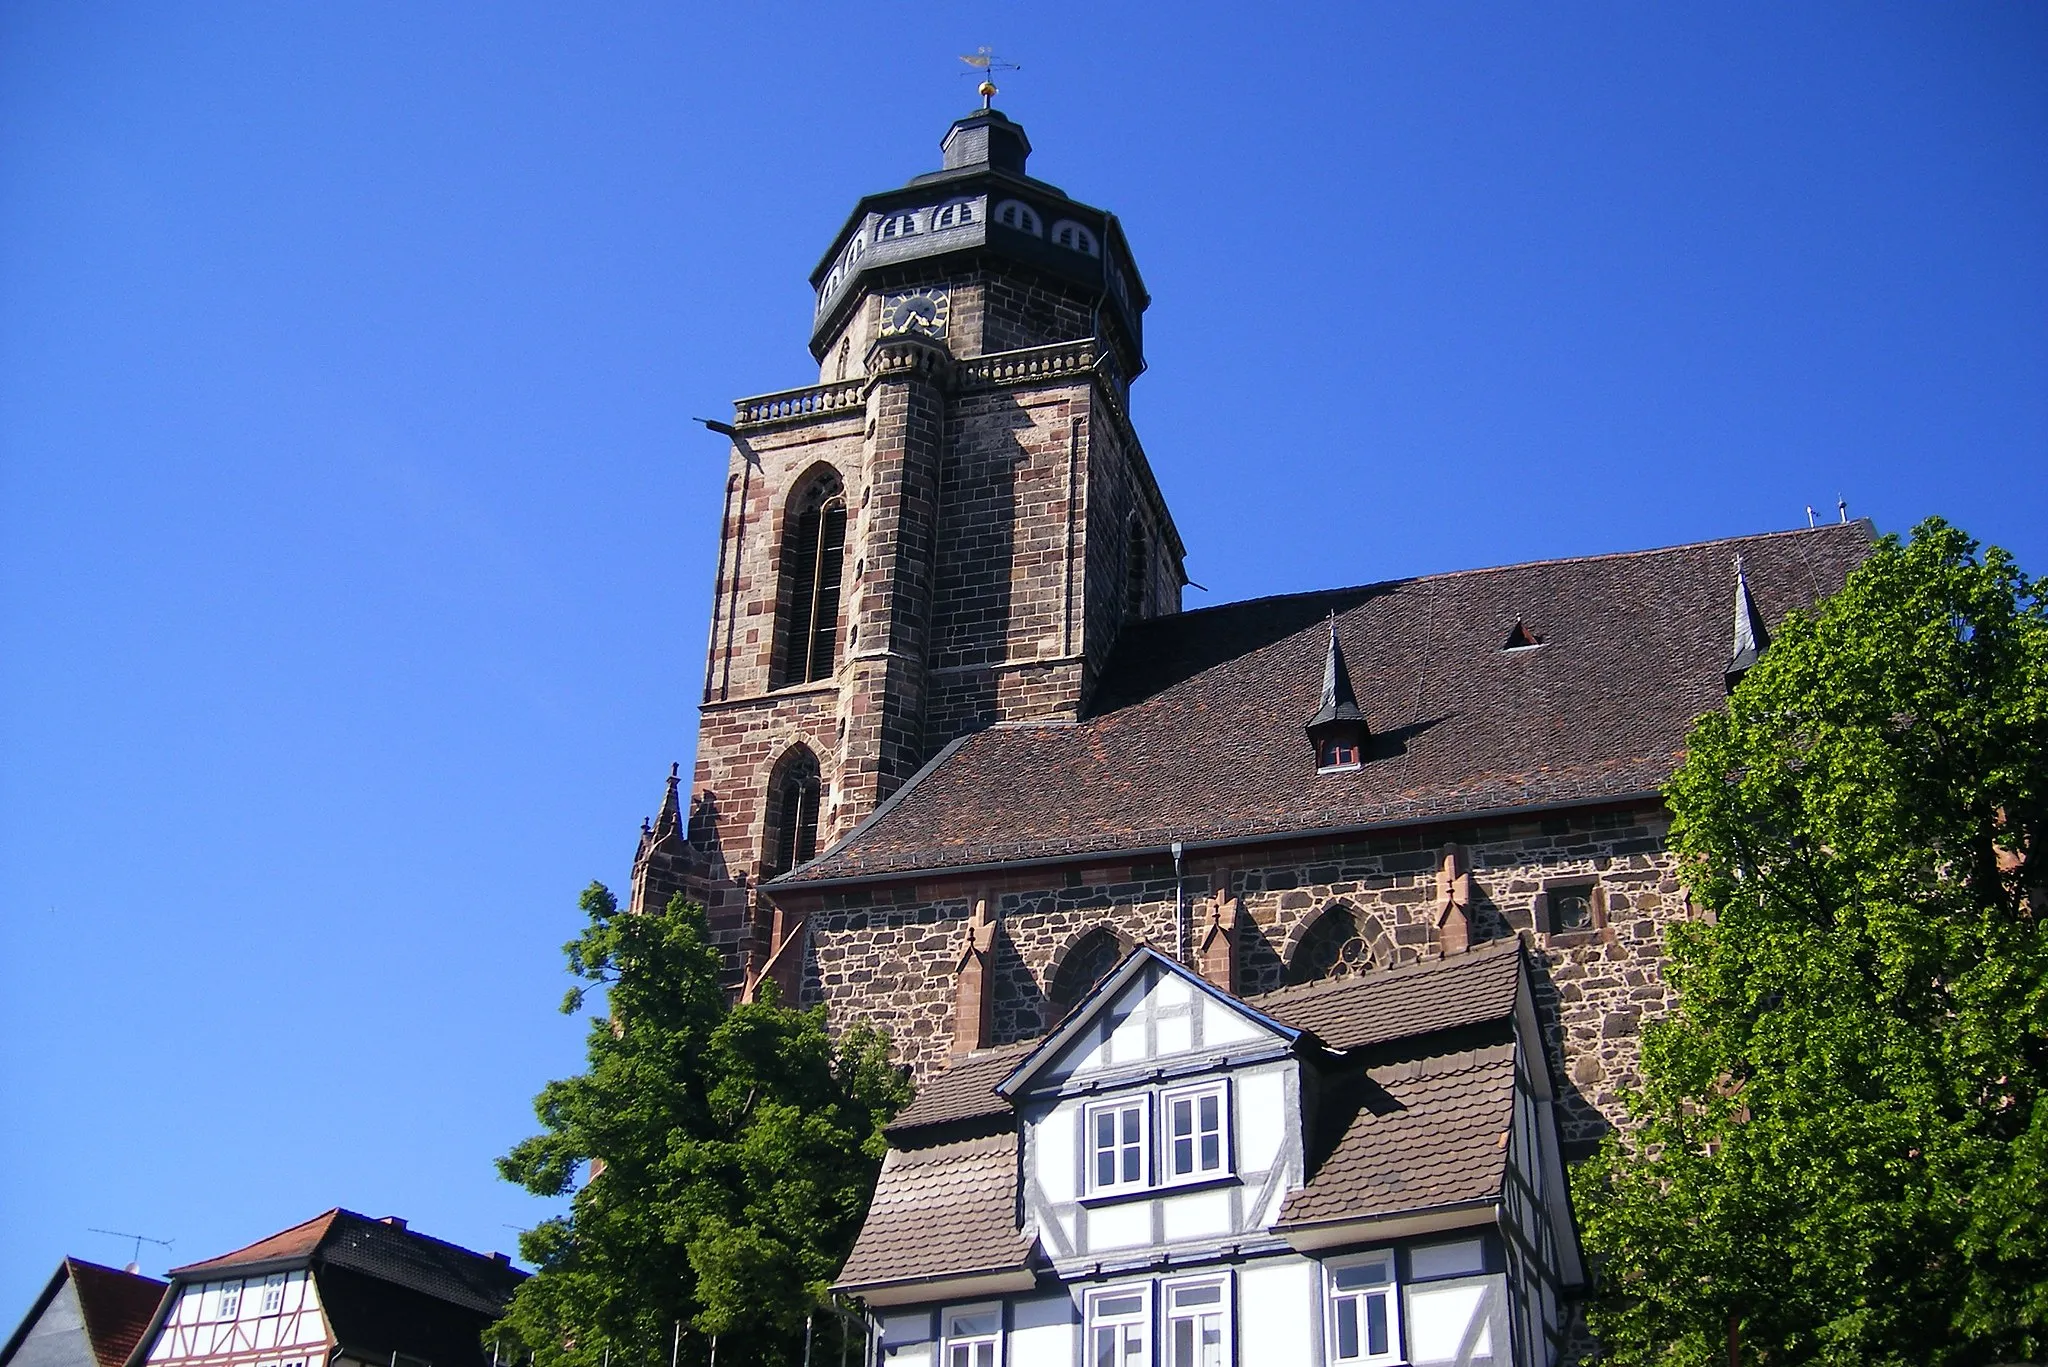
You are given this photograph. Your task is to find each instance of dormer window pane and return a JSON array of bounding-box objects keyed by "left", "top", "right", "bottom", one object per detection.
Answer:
[
  {"left": 1164, "top": 1082, "right": 1228, "bottom": 1179},
  {"left": 1087, "top": 1098, "right": 1147, "bottom": 1193}
]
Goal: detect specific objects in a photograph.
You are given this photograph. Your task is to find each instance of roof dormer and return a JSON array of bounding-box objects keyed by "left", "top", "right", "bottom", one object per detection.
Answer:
[{"left": 1306, "top": 617, "right": 1369, "bottom": 772}]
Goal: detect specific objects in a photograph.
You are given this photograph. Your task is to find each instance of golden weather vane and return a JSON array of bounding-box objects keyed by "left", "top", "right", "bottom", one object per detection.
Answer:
[{"left": 959, "top": 47, "right": 1021, "bottom": 109}]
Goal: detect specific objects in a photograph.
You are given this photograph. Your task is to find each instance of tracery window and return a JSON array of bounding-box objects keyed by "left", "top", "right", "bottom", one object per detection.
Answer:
[
  {"left": 1050, "top": 219, "right": 1100, "bottom": 256},
  {"left": 993, "top": 199, "right": 1043, "bottom": 236},
  {"left": 1287, "top": 905, "right": 1374, "bottom": 984},
  {"left": 773, "top": 471, "right": 848, "bottom": 687},
  {"left": 1049, "top": 926, "right": 1124, "bottom": 1020},
  {"left": 764, "top": 747, "right": 823, "bottom": 876}
]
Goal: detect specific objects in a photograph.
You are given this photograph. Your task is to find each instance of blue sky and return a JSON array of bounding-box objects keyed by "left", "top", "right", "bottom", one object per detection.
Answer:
[{"left": 2, "top": 2, "right": 2043, "bottom": 1310}]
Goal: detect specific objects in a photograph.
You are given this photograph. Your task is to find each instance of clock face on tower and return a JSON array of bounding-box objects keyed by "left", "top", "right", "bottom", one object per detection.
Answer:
[{"left": 878, "top": 288, "right": 950, "bottom": 339}]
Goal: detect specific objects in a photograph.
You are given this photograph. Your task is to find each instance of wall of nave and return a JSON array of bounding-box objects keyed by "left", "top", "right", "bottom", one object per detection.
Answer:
[{"left": 798, "top": 801, "right": 1687, "bottom": 1145}]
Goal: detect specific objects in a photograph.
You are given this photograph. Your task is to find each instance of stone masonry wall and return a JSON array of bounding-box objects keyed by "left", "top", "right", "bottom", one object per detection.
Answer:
[{"left": 790, "top": 801, "right": 1687, "bottom": 1146}]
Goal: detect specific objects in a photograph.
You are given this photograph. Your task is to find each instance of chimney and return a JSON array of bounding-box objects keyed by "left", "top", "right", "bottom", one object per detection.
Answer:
[
  {"left": 380, "top": 1216, "right": 407, "bottom": 1231},
  {"left": 1436, "top": 844, "right": 1472, "bottom": 956},
  {"left": 492, "top": 1252, "right": 511, "bottom": 1266},
  {"left": 949, "top": 894, "right": 999, "bottom": 1056},
  {"left": 1196, "top": 874, "right": 1241, "bottom": 995}
]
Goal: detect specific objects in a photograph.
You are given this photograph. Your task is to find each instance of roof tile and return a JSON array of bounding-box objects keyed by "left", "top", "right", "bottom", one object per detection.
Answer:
[
  {"left": 835, "top": 1131, "right": 1034, "bottom": 1292},
  {"left": 786, "top": 525, "right": 1870, "bottom": 882}
]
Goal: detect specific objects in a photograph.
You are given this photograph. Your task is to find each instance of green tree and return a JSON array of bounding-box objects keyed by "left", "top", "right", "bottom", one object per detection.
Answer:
[
  {"left": 1574, "top": 519, "right": 2048, "bottom": 1366},
  {"left": 496, "top": 885, "right": 911, "bottom": 1367}
]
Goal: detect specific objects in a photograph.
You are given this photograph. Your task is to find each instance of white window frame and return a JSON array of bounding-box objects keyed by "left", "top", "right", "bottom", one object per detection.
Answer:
[
  {"left": 216, "top": 1281, "right": 242, "bottom": 1321},
  {"left": 1324, "top": 1250, "right": 1400, "bottom": 1365},
  {"left": 939, "top": 1301, "right": 1003, "bottom": 1367},
  {"left": 1162, "top": 1274, "right": 1231, "bottom": 1367},
  {"left": 260, "top": 1272, "right": 287, "bottom": 1314},
  {"left": 1085, "top": 1095, "right": 1150, "bottom": 1195},
  {"left": 1160, "top": 1081, "right": 1231, "bottom": 1183},
  {"left": 1084, "top": 1283, "right": 1152, "bottom": 1367}
]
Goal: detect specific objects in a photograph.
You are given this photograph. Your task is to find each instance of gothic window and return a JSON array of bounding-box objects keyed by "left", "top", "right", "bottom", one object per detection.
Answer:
[
  {"left": 1125, "top": 521, "right": 1150, "bottom": 621},
  {"left": 1287, "top": 906, "right": 1374, "bottom": 985},
  {"left": 1049, "top": 926, "right": 1124, "bottom": 1020},
  {"left": 764, "top": 747, "right": 823, "bottom": 876},
  {"left": 993, "top": 199, "right": 1043, "bottom": 236},
  {"left": 931, "top": 198, "right": 977, "bottom": 230},
  {"left": 877, "top": 210, "right": 921, "bottom": 240},
  {"left": 773, "top": 470, "right": 848, "bottom": 686},
  {"left": 1547, "top": 880, "right": 1597, "bottom": 934},
  {"left": 1050, "top": 219, "right": 1100, "bottom": 256}
]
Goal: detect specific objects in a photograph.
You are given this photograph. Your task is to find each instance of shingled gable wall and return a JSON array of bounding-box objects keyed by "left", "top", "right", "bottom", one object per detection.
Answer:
[{"left": 781, "top": 797, "right": 1682, "bottom": 1148}]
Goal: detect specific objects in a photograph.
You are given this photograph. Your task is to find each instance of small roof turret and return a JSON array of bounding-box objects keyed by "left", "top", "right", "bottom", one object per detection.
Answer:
[
  {"left": 1726, "top": 555, "right": 1771, "bottom": 692},
  {"left": 1308, "top": 615, "right": 1366, "bottom": 734}
]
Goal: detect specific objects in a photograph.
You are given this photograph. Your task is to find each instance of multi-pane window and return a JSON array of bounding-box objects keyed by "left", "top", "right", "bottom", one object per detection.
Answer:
[
  {"left": 260, "top": 1272, "right": 286, "bottom": 1314},
  {"left": 941, "top": 1304, "right": 1001, "bottom": 1367},
  {"left": 1087, "top": 1098, "right": 1147, "bottom": 1193},
  {"left": 1326, "top": 1253, "right": 1399, "bottom": 1364},
  {"left": 1085, "top": 1287, "right": 1150, "bottom": 1367},
  {"left": 217, "top": 1283, "right": 242, "bottom": 1320},
  {"left": 1163, "top": 1084, "right": 1228, "bottom": 1181},
  {"left": 1164, "top": 1279, "right": 1228, "bottom": 1367}
]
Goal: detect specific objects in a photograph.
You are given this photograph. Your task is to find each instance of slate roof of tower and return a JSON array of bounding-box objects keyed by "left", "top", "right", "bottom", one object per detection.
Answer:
[{"left": 783, "top": 523, "right": 1872, "bottom": 884}]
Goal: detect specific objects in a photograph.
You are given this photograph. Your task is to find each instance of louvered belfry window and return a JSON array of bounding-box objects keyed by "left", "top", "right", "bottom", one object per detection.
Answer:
[{"left": 776, "top": 474, "right": 848, "bottom": 687}]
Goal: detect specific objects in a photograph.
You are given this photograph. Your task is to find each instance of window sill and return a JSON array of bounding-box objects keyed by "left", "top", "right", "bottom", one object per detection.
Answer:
[{"left": 1079, "top": 1173, "right": 1239, "bottom": 1207}]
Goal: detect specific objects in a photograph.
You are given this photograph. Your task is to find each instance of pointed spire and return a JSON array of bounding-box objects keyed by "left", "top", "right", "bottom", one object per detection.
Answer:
[
  {"left": 651, "top": 762, "right": 682, "bottom": 840},
  {"left": 1308, "top": 614, "right": 1366, "bottom": 732},
  {"left": 1726, "top": 556, "right": 1770, "bottom": 692}
]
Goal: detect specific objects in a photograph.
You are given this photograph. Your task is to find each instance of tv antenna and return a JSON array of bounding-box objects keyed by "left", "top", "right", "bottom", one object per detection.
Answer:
[
  {"left": 88, "top": 1227, "right": 174, "bottom": 1270},
  {"left": 959, "top": 47, "right": 1020, "bottom": 109}
]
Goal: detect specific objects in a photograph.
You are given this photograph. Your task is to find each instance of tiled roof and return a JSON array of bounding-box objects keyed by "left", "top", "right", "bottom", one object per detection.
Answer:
[
  {"left": 1279, "top": 1044, "right": 1518, "bottom": 1230},
  {"left": 67, "top": 1261, "right": 168, "bottom": 1367},
  {"left": 169, "top": 1210, "right": 340, "bottom": 1275},
  {"left": 885, "top": 1041, "right": 1038, "bottom": 1136},
  {"left": 835, "top": 1131, "right": 1034, "bottom": 1293},
  {"left": 168, "top": 1211, "right": 520, "bottom": 1317},
  {"left": 1246, "top": 937, "right": 1524, "bottom": 1051},
  {"left": 785, "top": 524, "right": 1871, "bottom": 882},
  {"left": 888, "top": 942, "right": 1524, "bottom": 1135}
]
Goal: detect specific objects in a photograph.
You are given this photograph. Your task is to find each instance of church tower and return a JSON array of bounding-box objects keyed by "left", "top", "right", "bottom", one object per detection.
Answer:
[{"left": 650, "top": 105, "right": 1188, "bottom": 985}]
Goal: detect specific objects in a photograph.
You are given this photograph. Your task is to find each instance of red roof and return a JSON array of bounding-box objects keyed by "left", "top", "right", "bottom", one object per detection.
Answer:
[
  {"left": 168, "top": 1210, "right": 340, "bottom": 1276},
  {"left": 66, "top": 1260, "right": 168, "bottom": 1367}
]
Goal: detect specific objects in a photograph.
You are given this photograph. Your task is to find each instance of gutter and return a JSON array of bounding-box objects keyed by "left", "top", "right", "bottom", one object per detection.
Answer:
[{"left": 771, "top": 789, "right": 1665, "bottom": 893}]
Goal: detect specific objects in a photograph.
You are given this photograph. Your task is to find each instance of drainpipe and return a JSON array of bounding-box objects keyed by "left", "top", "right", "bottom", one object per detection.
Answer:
[{"left": 1172, "top": 840, "right": 1186, "bottom": 961}]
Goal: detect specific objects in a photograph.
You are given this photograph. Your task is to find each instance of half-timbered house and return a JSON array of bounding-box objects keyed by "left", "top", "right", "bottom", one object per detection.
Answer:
[
  {"left": 127, "top": 1211, "right": 522, "bottom": 1367},
  {"left": 837, "top": 939, "right": 1579, "bottom": 1367}
]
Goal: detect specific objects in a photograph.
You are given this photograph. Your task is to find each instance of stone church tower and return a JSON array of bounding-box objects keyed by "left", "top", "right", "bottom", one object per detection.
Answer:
[{"left": 632, "top": 107, "right": 1186, "bottom": 986}]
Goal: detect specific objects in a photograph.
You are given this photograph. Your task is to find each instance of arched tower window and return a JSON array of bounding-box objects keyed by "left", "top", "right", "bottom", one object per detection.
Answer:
[
  {"left": 993, "top": 199, "right": 1043, "bottom": 236},
  {"left": 1049, "top": 927, "right": 1125, "bottom": 1021},
  {"left": 1125, "top": 520, "right": 1150, "bottom": 621},
  {"left": 774, "top": 470, "right": 848, "bottom": 687},
  {"left": 763, "top": 746, "right": 823, "bottom": 876},
  {"left": 931, "top": 198, "right": 977, "bottom": 230},
  {"left": 1050, "top": 219, "right": 1100, "bottom": 256},
  {"left": 1286, "top": 905, "right": 1374, "bottom": 985}
]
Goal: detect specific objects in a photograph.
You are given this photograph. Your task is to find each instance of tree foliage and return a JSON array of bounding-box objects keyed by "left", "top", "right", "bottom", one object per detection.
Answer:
[
  {"left": 496, "top": 885, "right": 911, "bottom": 1367},
  {"left": 1574, "top": 519, "right": 2048, "bottom": 1365}
]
